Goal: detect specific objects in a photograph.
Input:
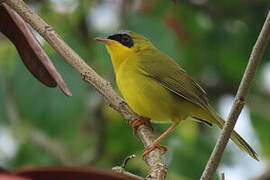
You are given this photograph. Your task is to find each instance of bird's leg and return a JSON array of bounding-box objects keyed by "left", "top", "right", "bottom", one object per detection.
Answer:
[
  {"left": 129, "top": 117, "right": 153, "bottom": 137},
  {"left": 143, "top": 122, "right": 179, "bottom": 158}
]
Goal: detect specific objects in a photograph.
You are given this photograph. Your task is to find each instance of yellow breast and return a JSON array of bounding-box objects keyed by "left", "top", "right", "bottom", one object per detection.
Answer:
[{"left": 115, "top": 54, "right": 188, "bottom": 123}]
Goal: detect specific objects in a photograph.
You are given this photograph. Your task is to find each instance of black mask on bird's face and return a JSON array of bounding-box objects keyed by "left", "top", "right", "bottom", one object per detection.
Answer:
[
  {"left": 107, "top": 31, "right": 134, "bottom": 48},
  {"left": 95, "top": 30, "right": 153, "bottom": 56}
]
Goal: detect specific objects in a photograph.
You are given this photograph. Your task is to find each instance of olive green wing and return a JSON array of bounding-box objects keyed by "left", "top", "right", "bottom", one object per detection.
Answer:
[{"left": 138, "top": 51, "right": 209, "bottom": 110}]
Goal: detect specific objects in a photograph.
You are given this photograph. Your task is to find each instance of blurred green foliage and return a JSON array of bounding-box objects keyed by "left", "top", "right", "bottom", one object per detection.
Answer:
[{"left": 0, "top": 0, "right": 270, "bottom": 179}]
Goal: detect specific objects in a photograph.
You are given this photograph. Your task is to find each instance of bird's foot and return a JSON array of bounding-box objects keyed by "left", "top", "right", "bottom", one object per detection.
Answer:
[
  {"left": 142, "top": 123, "right": 178, "bottom": 159},
  {"left": 129, "top": 117, "right": 153, "bottom": 137},
  {"left": 142, "top": 143, "right": 167, "bottom": 159}
]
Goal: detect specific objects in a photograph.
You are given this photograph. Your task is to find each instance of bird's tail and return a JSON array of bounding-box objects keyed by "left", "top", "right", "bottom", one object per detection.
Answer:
[{"left": 207, "top": 105, "right": 259, "bottom": 161}]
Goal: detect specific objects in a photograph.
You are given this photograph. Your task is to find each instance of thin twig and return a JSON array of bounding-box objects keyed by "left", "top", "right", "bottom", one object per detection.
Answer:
[
  {"left": 112, "top": 166, "right": 145, "bottom": 180},
  {"left": 5, "top": 0, "right": 167, "bottom": 179},
  {"left": 121, "top": 154, "right": 136, "bottom": 169},
  {"left": 201, "top": 11, "right": 270, "bottom": 180},
  {"left": 112, "top": 154, "right": 145, "bottom": 180},
  {"left": 220, "top": 172, "right": 225, "bottom": 180},
  {"left": 112, "top": 154, "right": 143, "bottom": 180}
]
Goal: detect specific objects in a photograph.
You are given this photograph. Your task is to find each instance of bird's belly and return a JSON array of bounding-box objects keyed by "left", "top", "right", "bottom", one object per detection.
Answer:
[{"left": 116, "top": 71, "right": 187, "bottom": 123}]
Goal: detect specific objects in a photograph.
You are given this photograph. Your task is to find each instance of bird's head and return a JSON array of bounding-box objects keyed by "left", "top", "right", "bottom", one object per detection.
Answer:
[{"left": 95, "top": 30, "right": 154, "bottom": 70}]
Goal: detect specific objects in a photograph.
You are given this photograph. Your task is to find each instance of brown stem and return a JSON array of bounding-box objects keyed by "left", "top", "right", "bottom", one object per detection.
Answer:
[
  {"left": 201, "top": 11, "right": 270, "bottom": 180},
  {"left": 4, "top": 0, "right": 167, "bottom": 179},
  {"left": 220, "top": 172, "right": 225, "bottom": 180},
  {"left": 112, "top": 154, "right": 144, "bottom": 180},
  {"left": 112, "top": 166, "right": 145, "bottom": 180}
]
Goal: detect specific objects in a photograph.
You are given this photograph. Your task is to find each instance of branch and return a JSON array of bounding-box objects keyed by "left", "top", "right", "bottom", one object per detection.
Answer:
[
  {"left": 3, "top": 0, "right": 167, "bottom": 179},
  {"left": 201, "top": 11, "right": 270, "bottom": 180},
  {"left": 112, "top": 154, "right": 145, "bottom": 180},
  {"left": 220, "top": 172, "right": 225, "bottom": 180}
]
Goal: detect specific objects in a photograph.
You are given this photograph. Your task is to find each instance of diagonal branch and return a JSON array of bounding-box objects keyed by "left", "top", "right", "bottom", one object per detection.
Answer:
[
  {"left": 201, "top": 11, "right": 270, "bottom": 180},
  {"left": 2, "top": 0, "right": 167, "bottom": 179}
]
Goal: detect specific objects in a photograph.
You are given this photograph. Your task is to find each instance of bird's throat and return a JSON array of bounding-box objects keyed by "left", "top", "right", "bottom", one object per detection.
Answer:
[{"left": 106, "top": 44, "right": 132, "bottom": 72}]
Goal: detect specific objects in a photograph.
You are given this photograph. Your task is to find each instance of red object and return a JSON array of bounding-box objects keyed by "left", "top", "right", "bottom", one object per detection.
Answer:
[
  {"left": 5, "top": 167, "right": 139, "bottom": 180},
  {"left": 0, "top": 3, "right": 72, "bottom": 96},
  {"left": 0, "top": 175, "right": 31, "bottom": 180},
  {"left": 0, "top": 167, "right": 140, "bottom": 180},
  {"left": 0, "top": 169, "right": 30, "bottom": 180}
]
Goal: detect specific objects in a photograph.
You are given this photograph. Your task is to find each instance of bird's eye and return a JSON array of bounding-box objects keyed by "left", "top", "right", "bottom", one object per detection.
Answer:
[
  {"left": 107, "top": 33, "right": 134, "bottom": 48},
  {"left": 121, "top": 35, "right": 130, "bottom": 43}
]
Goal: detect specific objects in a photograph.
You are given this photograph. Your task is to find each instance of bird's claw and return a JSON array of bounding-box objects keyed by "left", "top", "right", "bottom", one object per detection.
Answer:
[
  {"left": 129, "top": 117, "right": 153, "bottom": 137},
  {"left": 142, "top": 144, "right": 167, "bottom": 159}
]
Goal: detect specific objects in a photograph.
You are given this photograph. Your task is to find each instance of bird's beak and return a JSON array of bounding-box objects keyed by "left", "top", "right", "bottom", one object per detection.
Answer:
[{"left": 94, "top": 37, "right": 114, "bottom": 45}]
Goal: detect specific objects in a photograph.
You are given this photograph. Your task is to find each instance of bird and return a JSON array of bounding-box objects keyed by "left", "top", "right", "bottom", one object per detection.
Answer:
[{"left": 95, "top": 30, "right": 258, "bottom": 160}]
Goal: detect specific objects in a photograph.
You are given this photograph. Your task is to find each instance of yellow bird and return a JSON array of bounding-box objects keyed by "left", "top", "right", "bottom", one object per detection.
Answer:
[{"left": 95, "top": 30, "right": 258, "bottom": 160}]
